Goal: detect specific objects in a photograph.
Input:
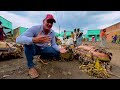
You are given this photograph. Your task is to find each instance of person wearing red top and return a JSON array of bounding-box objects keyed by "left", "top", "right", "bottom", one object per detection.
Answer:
[
  {"left": 0, "top": 21, "right": 7, "bottom": 41},
  {"left": 100, "top": 29, "right": 108, "bottom": 48},
  {"left": 92, "top": 36, "right": 95, "bottom": 42}
]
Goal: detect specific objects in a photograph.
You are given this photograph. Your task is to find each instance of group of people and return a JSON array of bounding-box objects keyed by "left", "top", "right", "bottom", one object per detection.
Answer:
[
  {"left": 1, "top": 14, "right": 118, "bottom": 79},
  {"left": 100, "top": 29, "right": 120, "bottom": 49},
  {"left": 0, "top": 14, "right": 84, "bottom": 79},
  {"left": 63, "top": 28, "right": 83, "bottom": 46},
  {"left": 112, "top": 34, "right": 120, "bottom": 44}
]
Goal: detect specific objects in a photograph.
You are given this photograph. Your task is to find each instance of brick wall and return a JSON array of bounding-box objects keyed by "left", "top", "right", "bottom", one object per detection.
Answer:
[{"left": 104, "top": 22, "right": 120, "bottom": 42}]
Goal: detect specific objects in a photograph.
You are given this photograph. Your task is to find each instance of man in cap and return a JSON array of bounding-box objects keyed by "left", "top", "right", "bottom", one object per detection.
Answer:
[
  {"left": 16, "top": 14, "right": 67, "bottom": 78},
  {"left": 76, "top": 28, "right": 83, "bottom": 46}
]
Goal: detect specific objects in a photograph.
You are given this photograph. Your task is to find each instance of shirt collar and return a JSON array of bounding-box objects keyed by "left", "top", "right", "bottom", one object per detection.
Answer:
[{"left": 41, "top": 25, "right": 52, "bottom": 35}]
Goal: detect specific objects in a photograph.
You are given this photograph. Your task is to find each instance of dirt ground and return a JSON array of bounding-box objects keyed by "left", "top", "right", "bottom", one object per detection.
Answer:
[{"left": 0, "top": 41, "right": 120, "bottom": 79}]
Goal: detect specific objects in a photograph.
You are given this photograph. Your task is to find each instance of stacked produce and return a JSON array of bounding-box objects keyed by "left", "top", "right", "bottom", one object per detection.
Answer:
[
  {"left": 0, "top": 41, "right": 23, "bottom": 60},
  {"left": 74, "top": 44, "right": 112, "bottom": 78},
  {"left": 60, "top": 45, "right": 74, "bottom": 61}
]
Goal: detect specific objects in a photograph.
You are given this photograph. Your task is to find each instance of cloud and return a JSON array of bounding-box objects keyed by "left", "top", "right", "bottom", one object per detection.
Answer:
[
  {"left": 89, "top": 11, "right": 120, "bottom": 29},
  {"left": 82, "top": 11, "right": 120, "bottom": 33},
  {"left": 0, "top": 11, "right": 38, "bottom": 29},
  {"left": 55, "top": 11, "right": 88, "bottom": 29},
  {"left": 1, "top": 11, "right": 120, "bottom": 34},
  {"left": 52, "top": 24, "right": 67, "bottom": 33},
  {"left": 0, "top": 11, "right": 60, "bottom": 33},
  {"left": 93, "top": 11, "right": 120, "bottom": 22}
]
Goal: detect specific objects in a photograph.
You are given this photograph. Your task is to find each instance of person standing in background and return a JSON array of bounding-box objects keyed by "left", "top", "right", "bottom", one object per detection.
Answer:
[
  {"left": 0, "top": 21, "right": 7, "bottom": 41},
  {"left": 100, "top": 29, "right": 108, "bottom": 49},
  {"left": 71, "top": 31, "right": 74, "bottom": 42},
  {"left": 73, "top": 28, "right": 77, "bottom": 46},
  {"left": 92, "top": 36, "right": 95, "bottom": 42},
  {"left": 113, "top": 34, "right": 117, "bottom": 43},
  {"left": 76, "top": 28, "right": 83, "bottom": 46},
  {"left": 63, "top": 30, "right": 67, "bottom": 41}
]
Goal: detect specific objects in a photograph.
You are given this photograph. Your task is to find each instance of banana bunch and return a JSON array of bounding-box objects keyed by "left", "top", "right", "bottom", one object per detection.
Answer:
[
  {"left": 60, "top": 45, "right": 74, "bottom": 61},
  {"left": 75, "top": 45, "right": 113, "bottom": 78},
  {"left": 0, "top": 42, "right": 23, "bottom": 60},
  {"left": 87, "top": 67, "right": 110, "bottom": 78},
  {"left": 79, "top": 62, "right": 111, "bottom": 79}
]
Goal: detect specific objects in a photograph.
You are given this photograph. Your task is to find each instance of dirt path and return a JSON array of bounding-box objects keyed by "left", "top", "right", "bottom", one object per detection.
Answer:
[{"left": 0, "top": 41, "right": 120, "bottom": 79}]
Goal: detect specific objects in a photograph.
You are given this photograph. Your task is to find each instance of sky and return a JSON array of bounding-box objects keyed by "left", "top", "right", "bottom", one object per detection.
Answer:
[{"left": 0, "top": 11, "right": 120, "bottom": 34}]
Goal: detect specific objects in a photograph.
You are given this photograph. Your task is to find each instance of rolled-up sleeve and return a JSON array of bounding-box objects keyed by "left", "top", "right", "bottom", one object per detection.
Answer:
[{"left": 16, "top": 26, "right": 36, "bottom": 45}]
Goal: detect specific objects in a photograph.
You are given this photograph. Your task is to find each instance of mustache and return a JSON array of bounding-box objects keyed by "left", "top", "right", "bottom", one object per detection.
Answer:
[{"left": 47, "top": 24, "right": 52, "bottom": 27}]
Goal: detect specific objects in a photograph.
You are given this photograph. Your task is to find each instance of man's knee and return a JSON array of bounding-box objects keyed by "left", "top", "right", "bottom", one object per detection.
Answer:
[
  {"left": 24, "top": 44, "right": 35, "bottom": 49},
  {"left": 46, "top": 47, "right": 59, "bottom": 54},
  {"left": 24, "top": 44, "right": 36, "bottom": 55},
  {"left": 41, "top": 47, "right": 60, "bottom": 59}
]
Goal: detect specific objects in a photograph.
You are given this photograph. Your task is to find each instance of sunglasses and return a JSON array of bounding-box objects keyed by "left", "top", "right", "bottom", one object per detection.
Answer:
[{"left": 47, "top": 19, "right": 54, "bottom": 24}]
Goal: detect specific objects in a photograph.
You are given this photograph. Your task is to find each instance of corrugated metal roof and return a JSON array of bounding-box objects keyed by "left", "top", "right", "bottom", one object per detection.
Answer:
[
  {"left": 0, "top": 16, "right": 12, "bottom": 29},
  {"left": 60, "top": 31, "right": 72, "bottom": 37},
  {"left": 19, "top": 27, "right": 28, "bottom": 35},
  {"left": 3, "top": 28, "right": 11, "bottom": 34},
  {"left": 13, "top": 26, "right": 28, "bottom": 35},
  {"left": 86, "top": 29, "right": 101, "bottom": 35}
]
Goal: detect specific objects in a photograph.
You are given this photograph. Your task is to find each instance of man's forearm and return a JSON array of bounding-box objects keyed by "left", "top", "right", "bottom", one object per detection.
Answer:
[{"left": 16, "top": 36, "right": 33, "bottom": 45}]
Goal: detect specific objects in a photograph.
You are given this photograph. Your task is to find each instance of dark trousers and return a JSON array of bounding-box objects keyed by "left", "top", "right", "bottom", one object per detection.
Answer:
[{"left": 24, "top": 44, "right": 60, "bottom": 68}]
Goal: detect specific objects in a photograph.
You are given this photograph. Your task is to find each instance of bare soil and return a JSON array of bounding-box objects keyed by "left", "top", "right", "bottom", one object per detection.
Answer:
[{"left": 0, "top": 41, "right": 120, "bottom": 79}]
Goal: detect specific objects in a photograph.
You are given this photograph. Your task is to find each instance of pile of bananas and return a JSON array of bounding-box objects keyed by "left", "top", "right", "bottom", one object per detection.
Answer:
[
  {"left": 79, "top": 60, "right": 112, "bottom": 79},
  {"left": 0, "top": 42, "right": 23, "bottom": 60},
  {"left": 94, "top": 48, "right": 112, "bottom": 61},
  {"left": 72, "top": 44, "right": 113, "bottom": 78},
  {"left": 60, "top": 45, "right": 74, "bottom": 61}
]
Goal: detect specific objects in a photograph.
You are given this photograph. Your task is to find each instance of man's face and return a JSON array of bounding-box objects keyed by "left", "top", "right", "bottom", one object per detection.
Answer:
[
  {"left": 43, "top": 19, "right": 54, "bottom": 30},
  {"left": 103, "top": 29, "right": 106, "bottom": 32}
]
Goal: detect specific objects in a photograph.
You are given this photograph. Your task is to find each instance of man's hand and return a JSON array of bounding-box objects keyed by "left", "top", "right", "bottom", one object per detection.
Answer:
[
  {"left": 33, "top": 31, "right": 51, "bottom": 43},
  {"left": 33, "top": 35, "right": 51, "bottom": 43},
  {"left": 59, "top": 47, "right": 67, "bottom": 53}
]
